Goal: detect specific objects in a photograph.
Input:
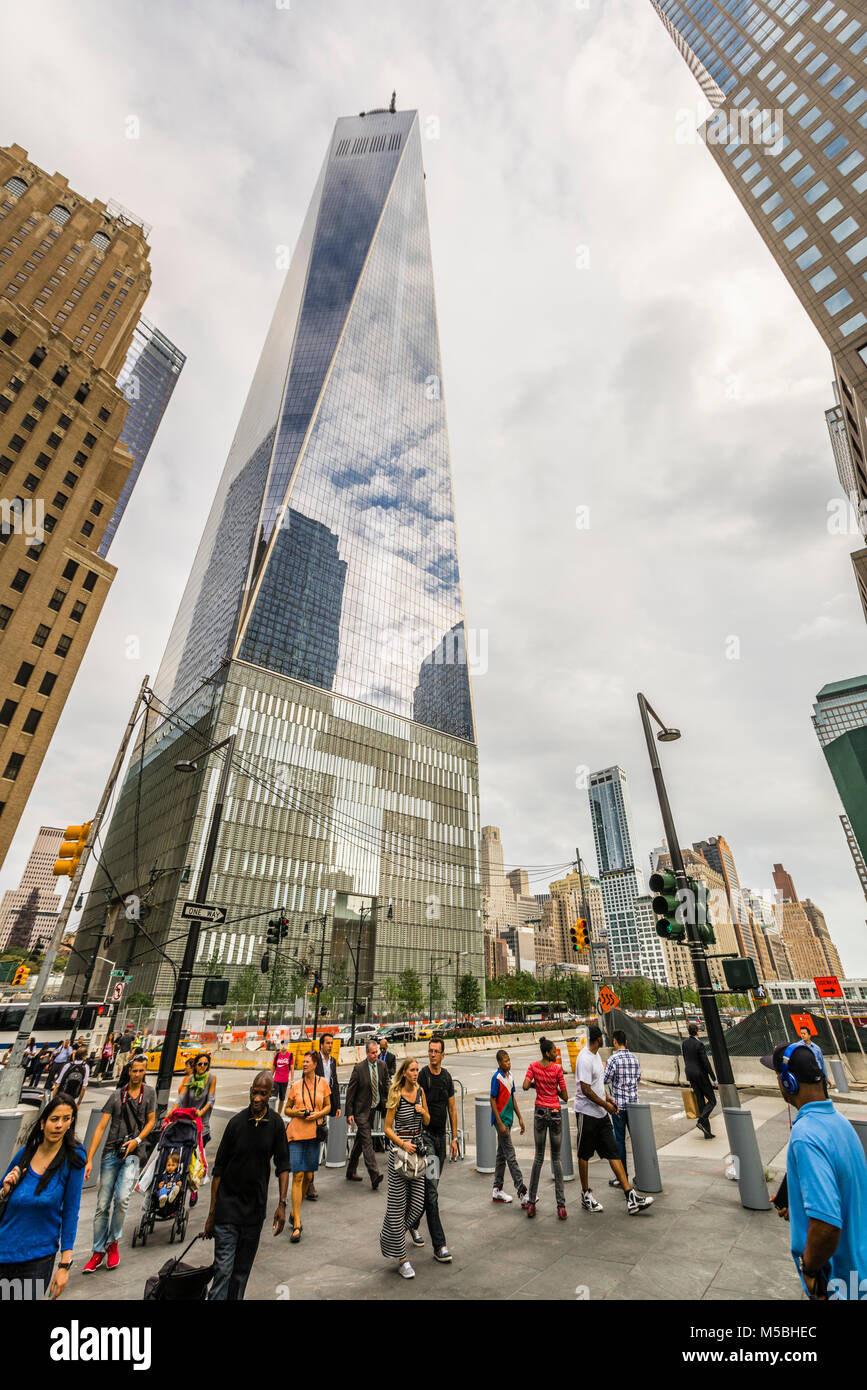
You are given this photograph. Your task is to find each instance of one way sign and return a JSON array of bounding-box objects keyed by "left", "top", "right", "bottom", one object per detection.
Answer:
[{"left": 181, "top": 902, "right": 227, "bottom": 925}]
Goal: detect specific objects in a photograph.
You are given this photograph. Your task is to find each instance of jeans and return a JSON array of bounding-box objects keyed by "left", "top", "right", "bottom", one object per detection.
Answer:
[
  {"left": 208, "top": 1223, "right": 262, "bottom": 1301},
  {"left": 494, "top": 1126, "right": 524, "bottom": 1193},
  {"left": 611, "top": 1108, "right": 630, "bottom": 1166},
  {"left": 93, "top": 1150, "right": 140, "bottom": 1252},
  {"left": 528, "top": 1108, "right": 564, "bottom": 1207},
  {"left": 411, "top": 1130, "right": 446, "bottom": 1250}
]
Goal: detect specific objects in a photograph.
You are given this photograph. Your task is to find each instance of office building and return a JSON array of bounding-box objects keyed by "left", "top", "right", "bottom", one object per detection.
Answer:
[
  {"left": 772, "top": 860, "right": 845, "bottom": 979},
  {"left": 67, "top": 106, "right": 482, "bottom": 1010},
  {"left": 0, "top": 824, "right": 63, "bottom": 950},
  {"left": 0, "top": 145, "right": 152, "bottom": 866},
  {"left": 589, "top": 766, "right": 668, "bottom": 982},
  {"left": 693, "top": 834, "right": 759, "bottom": 966},
  {"left": 813, "top": 677, "right": 867, "bottom": 892}
]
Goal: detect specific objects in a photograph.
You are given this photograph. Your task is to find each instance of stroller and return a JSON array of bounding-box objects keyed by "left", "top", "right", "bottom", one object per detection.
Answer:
[
  {"left": 132, "top": 1109, "right": 204, "bottom": 1248},
  {"left": 144, "top": 1233, "right": 213, "bottom": 1301}
]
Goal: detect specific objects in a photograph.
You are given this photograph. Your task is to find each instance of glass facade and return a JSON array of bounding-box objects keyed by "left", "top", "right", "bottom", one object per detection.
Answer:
[
  {"left": 67, "top": 109, "right": 482, "bottom": 1008},
  {"left": 99, "top": 318, "right": 185, "bottom": 556},
  {"left": 588, "top": 766, "right": 666, "bottom": 980}
]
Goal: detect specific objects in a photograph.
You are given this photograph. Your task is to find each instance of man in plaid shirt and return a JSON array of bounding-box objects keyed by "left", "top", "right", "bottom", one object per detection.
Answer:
[{"left": 604, "top": 1030, "right": 641, "bottom": 1186}]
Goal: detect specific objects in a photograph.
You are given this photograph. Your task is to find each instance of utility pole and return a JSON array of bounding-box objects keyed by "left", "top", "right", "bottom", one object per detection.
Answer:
[
  {"left": 0, "top": 677, "right": 151, "bottom": 1109},
  {"left": 310, "top": 913, "right": 328, "bottom": 1043}
]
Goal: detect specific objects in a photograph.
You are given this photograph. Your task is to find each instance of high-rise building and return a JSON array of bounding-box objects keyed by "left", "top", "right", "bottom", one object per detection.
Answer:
[
  {"left": 812, "top": 677, "right": 867, "bottom": 892},
  {"left": 0, "top": 145, "right": 153, "bottom": 867},
  {"left": 654, "top": 849, "right": 742, "bottom": 994},
  {"left": 771, "top": 860, "right": 845, "bottom": 980},
  {"left": 651, "top": 4, "right": 867, "bottom": 504},
  {"left": 98, "top": 318, "right": 185, "bottom": 556},
  {"left": 693, "top": 834, "right": 759, "bottom": 966},
  {"left": 547, "top": 867, "right": 605, "bottom": 972},
  {"left": 67, "top": 106, "right": 482, "bottom": 1010},
  {"left": 802, "top": 898, "right": 846, "bottom": 977},
  {"left": 588, "top": 766, "right": 668, "bottom": 982},
  {"left": 0, "top": 824, "right": 63, "bottom": 950}
]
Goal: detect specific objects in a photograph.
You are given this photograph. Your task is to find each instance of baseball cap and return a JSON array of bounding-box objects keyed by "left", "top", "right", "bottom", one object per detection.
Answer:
[{"left": 759, "top": 1041, "right": 823, "bottom": 1084}]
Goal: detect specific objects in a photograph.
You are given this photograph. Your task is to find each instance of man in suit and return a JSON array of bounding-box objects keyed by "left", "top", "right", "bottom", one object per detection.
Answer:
[
  {"left": 308, "top": 1033, "right": 342, "bottom": 1201},
  {"left": 345, "top": 1038, "right": 387, "bottom": 1189},
  {"left": 378, "top": 1036, "right": 397, "bottom": 1083},
  {"left": 681, "top": 1022, "right": 718, "bottom": 1138}
]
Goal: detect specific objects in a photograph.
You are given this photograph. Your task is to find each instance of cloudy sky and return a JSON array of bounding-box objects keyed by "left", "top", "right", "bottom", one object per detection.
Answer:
[{"left": 3, "top": 0, "right": 866, "bottom": 974}]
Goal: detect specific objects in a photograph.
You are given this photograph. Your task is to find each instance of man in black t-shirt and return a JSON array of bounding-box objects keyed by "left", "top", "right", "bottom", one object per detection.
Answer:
[{"left": 410, "top": 1035, "right": 458, "bottom": 1263}]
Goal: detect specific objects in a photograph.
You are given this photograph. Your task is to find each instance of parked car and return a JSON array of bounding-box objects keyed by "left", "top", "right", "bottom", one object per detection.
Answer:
[{"left": 381, "top": 1024, "right": 416, "bottom": 1043}]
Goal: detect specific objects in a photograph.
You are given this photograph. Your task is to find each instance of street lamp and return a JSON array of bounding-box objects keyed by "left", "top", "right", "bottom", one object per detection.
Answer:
[
  {"left": 637, "top": 693, "right": 739, "bottom": 1110},
  {"left": 154, "top": 731, "right": 236, "bottom": 1114}
]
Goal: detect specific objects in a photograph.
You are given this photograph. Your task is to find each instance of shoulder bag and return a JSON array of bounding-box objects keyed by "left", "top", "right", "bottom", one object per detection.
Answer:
[
  {"left": 304, "top": 1078, "right": 328, "bottom": 1144},
  {"left": 391, "top": 1089, "right": 427, "bottom": 1179}
]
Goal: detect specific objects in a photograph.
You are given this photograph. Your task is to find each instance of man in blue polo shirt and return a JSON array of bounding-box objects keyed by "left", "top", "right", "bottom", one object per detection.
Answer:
[{"left": 762, "top": 1041, "right": 867, "bottom": 1300}]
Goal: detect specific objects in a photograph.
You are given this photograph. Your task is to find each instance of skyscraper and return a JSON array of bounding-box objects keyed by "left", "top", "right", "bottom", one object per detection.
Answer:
[
  {"left": 651, "top": 5, "right": 867, "bottom": 504},
  {"left": 98, "top": 317, "right": 185, "bottom": 556},
  {"left": 0, "top": 145, "right": 152, "bottom": 867},
  {"left": 812, "top": 677, "right": 867, "bottom": 894},
  {"left": 693, "top": 833, "right": 759, "bottom": 966},
  {"left": 772, "top": 860, "right": 845, "bottom": 978},
  {"left": 0, "top": 824, "right": 63, "bottom": 950},
  {"left": 67, "top": 106, "right": 482, "bottom": 1008},
  {"left": 588, "top": 766, "right": 667, "bottom": 982}
]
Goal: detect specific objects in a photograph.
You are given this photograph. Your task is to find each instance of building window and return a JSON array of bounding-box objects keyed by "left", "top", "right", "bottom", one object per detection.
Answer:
[
  {"left": 90, "top": 231, "right": 110, "bottom": 252},
  {"left": 47, "top": 205, "right": 70, "bottom": 227},
  {"left": 8, "top": 378, "right": 22, "bottom": 395},
  {"left": 8, "top": 434, "right": 25, "bottom": 453},
  {"left": 21, "top": 708, "right": 42, "bottom": 734},
  {"left": 32, "top": 395, "right": 47, "bottom": 413},
  {"left": 52, "top": 492, "right": 67, "bottom": 510},
  {"left": 82, "top": 570, "right": 98, "bottom": 592},
  {"left": 43, "top": 514, "right": 56, "bottom": 533},
  {"left": 54, "top": 634, "right": 72, "bottom": 657},
  {"left": 61, "top": 560, "right": 78, "bottom": 581},
  {"left": 28, "top": 347, "right": 46, "bottom": 368},
  {"left": 22, "top": 474, "right": 38, "bottom": 492},
  {"left": 0, "top": 329, "right": 17, "bottom": 346},
  {"left": 62, "top": 471, "right": 77, "bottom": 489},
  {"left": 82, "top": 432, "right": 96, "bottom": 448},
  {"left": 12, "top": 661, "right": 33, "bottom": 685},
  {"left": 73, "top": 383, "right": 90, "bottom": 404},
  {"left": 80, "top": 520, "right": 94, "bottom": 537},
  {"left": 0, "top": 456, "right": 12, "bottom": 476},
  {"left": 34, "top": 452, "right": 50, "bottom": 471},
  {"left": 89, "top": 500, "right": 103, "bottom": 516},
  {"left": 73, "top": 451, "right": 87, "bottom": 466},
  {"left": 0, "top": 604, "right": 12, "bottom": 629},
  {"left": 97, "top": 407, "right": 110, "bottom": 422},
  {"left": 47, "top": 588, "right": 65, "bottom": 611},
  {"left": 2, "top": 753, "right": 24, "bottom": 781},
  {"left": 52, "top": 366, "right": 69, "bottom": 387},
  {"left": 21, "top": 413, "right": 37, "bottom": 432},
  {"left": 10, "top": 569, "right": 30, "bottom": 593},
  {"left": 0, "top": 699, "right": 17, "bottom": 725},
  {"left": 57, "top": 413, "right": 71, "bottom": 430},
  {"left": 31, "top": 623, "right": 50, "bottom": 648},
  {"left": 69, "top": 600, "right": 86, "bottom": 622},
  {"left": 38, "top": 671, "right": 57, "bottom": 696},
  {"left": 46, "top": 432, "right": 61, "bottom": 449}
]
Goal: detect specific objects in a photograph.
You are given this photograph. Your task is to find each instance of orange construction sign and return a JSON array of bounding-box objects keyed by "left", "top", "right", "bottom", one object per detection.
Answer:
[
  {"left": 791, "top": 1013, "right": 816, "bottom": 1035},
  {"left": 598, "top": 985, "right": 619, "bottom": 1014},
  {"left": 813, "top": 975, "right": 843, "bottom": 999}
]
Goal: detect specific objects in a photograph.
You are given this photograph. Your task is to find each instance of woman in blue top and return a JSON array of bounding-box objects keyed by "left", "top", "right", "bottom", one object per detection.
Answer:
[{"left": 0, "top": 1093, "right": 86, "bottom": 1299}]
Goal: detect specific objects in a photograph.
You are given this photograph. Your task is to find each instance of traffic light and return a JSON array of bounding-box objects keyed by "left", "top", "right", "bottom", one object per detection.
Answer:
[
  {"left": 12, "top": 965, "right": 29, "bottom": 986},
  {"left": 722, "top": 957, "right": 758, "bottom": 992},
  {"left": 266, "top": 916, "right": 289, "bottom": 944},
  {"left": 260, "top": 951, "right": 270, "bottom": 974},
  {"left": 312, "top": 973, "right": 322, "bottom": 996},
  {"left": 685, "top": 876, "right": 716, "bottom": 945},
  {"left": 649, "top": 870, "right": 685, "bottom": 941},
  {"left": 576, "top": 919, "right": 588, "bottom": 952},
  {"left": 202, "top": 977, "right": 230, "bottom": 1006},
  {"left": 53, "top": 822, "right": 92, "bottom": 877}
]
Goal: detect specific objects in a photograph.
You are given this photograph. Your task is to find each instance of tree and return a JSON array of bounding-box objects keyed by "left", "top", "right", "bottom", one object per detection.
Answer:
[
  {"left": 456, "top": 972, "right": 482, "bottom": 1021},
  {"left": 381, "top": 975, "right": 400, "bottom": 1022},
  {"left": 429, "top": 973, "right": 445, "bottom": 1017},
  {"left": 126, "top": 991, "right": 153, "bottom": 1010},
  {"left": 204, "top": 948, "right": 223, "bottom": 978},
  {"left": 321, "top": 962, "right": 347, "bottom": 1020},
  {"left": 397, "top": 968, "right": 424, "bottom": 1019},
  {"left": 230, "top": 966, "right": 258, "bottom": 1018}
]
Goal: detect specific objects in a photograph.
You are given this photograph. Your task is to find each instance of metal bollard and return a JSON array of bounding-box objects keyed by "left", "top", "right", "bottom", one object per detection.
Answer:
[
  {"left": 722, "top": 1107, "right": 772, "bottom": 1211},
  {"left": 850, "top": 1117, "right": 867, "bottom": 1166},
  {"left": 475, "top": 1095, "right": 496, "bottom": 1173},
  {"left": 0, "top": 1109, "right": 25, "bottom": 1183},
  {"left": 557, "top": 1104, "right": 575, "bottom": 1182},
  {"left": 326, "top": 1114, "right": 348, "bottom": 1167},
  {"left": 82, "top": 1108, "right": 110, "bottom": 1189},
  {"left": 829, "top": 1058, "right": 850, "bottom": 1095},
  {"left": 626, "top": 1102, "right": 662, "bottom": 1194}
]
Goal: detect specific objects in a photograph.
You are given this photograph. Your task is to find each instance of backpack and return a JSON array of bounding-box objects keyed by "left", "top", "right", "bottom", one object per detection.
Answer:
[{"left": 62, "top": 1063, "right": 87, "bottom": 1100}]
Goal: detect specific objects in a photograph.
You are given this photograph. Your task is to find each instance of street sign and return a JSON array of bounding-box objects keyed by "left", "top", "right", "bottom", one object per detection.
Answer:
[
  {"left": 123, "top": 974, "right": 133, "bottom": 983},
  {"left": 110, "top": 969, "right": 124, "bottom": 978},
  {"left": 180, "top": 902, "right": 227, "bottom": 925},
  {"left": 791, "top": 1013, "right": 816, "bottom": 1035},
  {"left": 813, "top": 975, "right": 843, "bottom": 999},
  {"left": 111, "top": 981, "right": 125, "bottom": 1003},
  {"left": 598, "top": 985, "right": 619, "bottom": 1014}
]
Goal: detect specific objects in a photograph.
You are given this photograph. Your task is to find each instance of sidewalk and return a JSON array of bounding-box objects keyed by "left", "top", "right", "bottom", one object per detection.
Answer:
[{"left": 65, "top": 1113, "right": 805, "bottom": 1303}]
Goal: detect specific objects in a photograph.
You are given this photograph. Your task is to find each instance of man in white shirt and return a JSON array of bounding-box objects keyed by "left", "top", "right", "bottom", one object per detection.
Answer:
[{"left": 575, "top": 1025, "right": 653, "bottom": 1216}]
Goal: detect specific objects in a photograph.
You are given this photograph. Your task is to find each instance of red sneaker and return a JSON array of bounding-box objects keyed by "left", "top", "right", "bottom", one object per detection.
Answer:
[
  {"left": 525, "top": 1201, "right": 537, "bottom": 1219},
  {"left": 106, "top": 1241, "right": 120, "bottom": 1270},
  {"left": 557, "top": 1206, "right": 568, "bottom": 1221},
  {"left": 83, "top": 1251, "right": 105, "bottom": 1274}
]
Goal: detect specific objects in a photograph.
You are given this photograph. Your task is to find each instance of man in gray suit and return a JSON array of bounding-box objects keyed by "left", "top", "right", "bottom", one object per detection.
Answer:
[{"left": 345, "top": 1038, "right": 388, "bottom": 1189}]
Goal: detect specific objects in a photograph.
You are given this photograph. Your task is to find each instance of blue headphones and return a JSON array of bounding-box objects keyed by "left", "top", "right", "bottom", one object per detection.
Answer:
[{"left": 779, "top": 1042, "right": 809, "bottom": 1095}]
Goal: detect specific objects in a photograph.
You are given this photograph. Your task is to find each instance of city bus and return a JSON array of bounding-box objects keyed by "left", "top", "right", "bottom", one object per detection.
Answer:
[
  {"left": 0, "top": 1000, "right": 103, "bottom": 1048},
  {"left": 503, "top": 1000, "right": 567, "bottom": 1025}
]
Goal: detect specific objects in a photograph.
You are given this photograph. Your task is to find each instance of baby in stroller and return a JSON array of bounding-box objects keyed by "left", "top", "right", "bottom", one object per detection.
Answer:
[{"left": 156, "top": 1150, "right": 184, "bottom": 1212}]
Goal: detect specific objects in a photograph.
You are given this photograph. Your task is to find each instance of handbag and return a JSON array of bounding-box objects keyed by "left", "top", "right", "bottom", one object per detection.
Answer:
[
  {"left": 392, "top": 1088, "right": 427, "bottom": 1179},
  {"left": 681, "top": 1086, "right": 699, "bottom": 1119},
  {"left": 304, "top": 1078, "right": 328, "bottom": 1144}
]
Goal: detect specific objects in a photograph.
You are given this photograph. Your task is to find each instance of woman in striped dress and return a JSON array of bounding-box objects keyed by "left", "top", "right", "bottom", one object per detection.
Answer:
[{"left": 379, "top": 1058, "right": 430, "bottom": 1279}]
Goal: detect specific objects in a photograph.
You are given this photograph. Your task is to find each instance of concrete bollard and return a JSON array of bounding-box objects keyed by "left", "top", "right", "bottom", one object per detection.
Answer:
[
  {"left": 626, "top": 1102, "right": 662, "bottom": 1194},
  {"left": 829, "top": 1058, "right": 850, "bottom": 1094},
  {"left": 326, "top": 1114, "right": 348, "bottom": 1167},
  {"left": 0, "top": 1109, "right": 25, "bottom": 1182},
  {"left": 475, "top": 1095, "right": 496, "bottom": 1173},
  {"left": 82, "top": 1108, "right": 109, "bottom": 1189},
  {"left": 722, "top": 1107, "right": 772, "bottom": 1212},
  {"left": 850, "top": 1117, "right": 867, "bottom": 1166}
]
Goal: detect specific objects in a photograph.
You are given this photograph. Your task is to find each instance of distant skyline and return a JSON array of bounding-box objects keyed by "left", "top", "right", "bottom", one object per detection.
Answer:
[{"left": 1, "top": 0, "right": 865, "bottom": 976}]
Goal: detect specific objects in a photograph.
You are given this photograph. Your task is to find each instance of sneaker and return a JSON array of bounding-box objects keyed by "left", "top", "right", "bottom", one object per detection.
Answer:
[
  {"left": 608, "top": 1177, "right": 623, "bottom": 1188},
  {"left": 83, "top": 1251, "right": 105, "bottom": 1274},
  {"left": 398, "top": 1260, "right": 415, "bottom": 1279},
  {"left": 409, "top": 1228, "right": 425, "bottom": 1247},
  {"left": 434, "top": 1246, "right": 452, "bottom": 1263},
  {"left": 626, "top": 1189, "right": 654, "bottom": 1215},
  {"left": 518, "top": 1185, "right": 530, "bottom": 1208},
  {"left": 106, "top": 1241, "right": 120, "bottom": 1270},
  {"left": 557, "top": 1206, "right": 568, "bottom": 1221},
  {"left": 189, "top": 1190, "right": 198, "bottom": 1207},
  {"left": 525, "top": 1201, "right": 537, "bottom": 1218},
  {"left": 492, "top": 1188, "right": 513, "bottom": 1204},
  {"left": 581, "top": 1189, "right": 603, "bottom": 1213}
]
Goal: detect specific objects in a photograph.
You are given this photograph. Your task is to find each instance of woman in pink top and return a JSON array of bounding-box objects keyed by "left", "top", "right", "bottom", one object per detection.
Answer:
[
  {"left": 272, "top": 1046, "right": 295, "bottom": 1115},
  {"left": 522, "top": 1037, "right": 568, "bottom": 1221}
]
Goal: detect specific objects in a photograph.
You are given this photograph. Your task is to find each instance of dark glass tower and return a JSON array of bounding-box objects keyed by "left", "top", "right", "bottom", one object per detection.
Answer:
[{"left": 68, "top": 108, "right": 482, "bottom": 1011}]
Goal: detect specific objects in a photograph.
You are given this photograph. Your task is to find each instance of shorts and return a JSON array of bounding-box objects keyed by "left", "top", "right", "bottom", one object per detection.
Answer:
[
  {"left": 575, "top": 1111, "right": 620, "bottom": 1162},
  {"left": 273, "top": 1081, "right": 288, "bottom": 1101},
  {"left": 289, "top": 1138, "right": 320, "bottom": 1173}
]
